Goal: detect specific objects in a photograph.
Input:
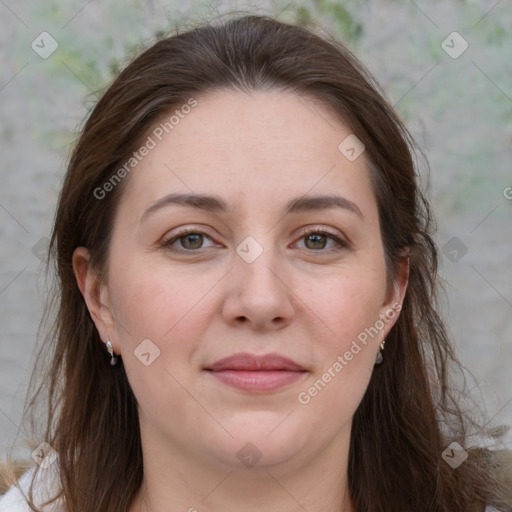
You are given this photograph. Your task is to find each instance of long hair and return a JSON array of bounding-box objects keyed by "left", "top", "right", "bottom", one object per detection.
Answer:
[{"left": 4, "top": 14, "right": 511, "bottom": 512}]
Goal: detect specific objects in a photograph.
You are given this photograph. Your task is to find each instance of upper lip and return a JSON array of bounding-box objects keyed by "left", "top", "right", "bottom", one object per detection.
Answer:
[{"left": 204, "top": 353, "right": 306, "bottom": 372}]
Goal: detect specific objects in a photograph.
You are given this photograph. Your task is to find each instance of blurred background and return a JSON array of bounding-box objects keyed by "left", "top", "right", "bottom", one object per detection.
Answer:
[{"left": 1, "top": 0, "right": 511, "bottom": 461}]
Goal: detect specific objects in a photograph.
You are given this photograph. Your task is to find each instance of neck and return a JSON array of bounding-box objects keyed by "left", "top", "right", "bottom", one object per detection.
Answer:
[{"left": 130, "top": 423, "right": 355, "bottom": 512}]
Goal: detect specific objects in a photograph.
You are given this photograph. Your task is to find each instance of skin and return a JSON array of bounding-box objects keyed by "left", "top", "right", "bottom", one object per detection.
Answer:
[{"left": 73, "top": 89, "right": 408, "bottom": 512}]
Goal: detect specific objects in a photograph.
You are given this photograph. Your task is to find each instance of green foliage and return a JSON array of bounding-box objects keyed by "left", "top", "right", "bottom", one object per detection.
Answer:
[
  {"left": 295, "top": 6, "right": 314, "bottom": 27},
  {"left": 287, "top": 0, "right": 363, "bottom": 43},
  {"left": 313, "top": 0, "right": 363, "bottom": 42}
]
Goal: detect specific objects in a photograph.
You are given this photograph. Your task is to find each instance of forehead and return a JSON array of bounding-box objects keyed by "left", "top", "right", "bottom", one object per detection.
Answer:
[{"left": 117, "top": 89, "right": 376, "bottom": 221}]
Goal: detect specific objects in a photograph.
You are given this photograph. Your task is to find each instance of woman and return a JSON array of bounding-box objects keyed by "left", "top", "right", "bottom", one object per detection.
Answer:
[{"left": 1, "top": 13, "right": 510, "bottom": 512}]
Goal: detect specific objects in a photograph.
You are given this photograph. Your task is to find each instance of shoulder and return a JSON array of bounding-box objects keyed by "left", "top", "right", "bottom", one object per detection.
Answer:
[
  {"left": 477, "top": 425, "right": 512, "bottom": 512},
  {"left": 0, "top": 466, "right": 63, "bottom": 511},
  {"left": 0, "top": 467, "right": 33, "bottom": 512}
]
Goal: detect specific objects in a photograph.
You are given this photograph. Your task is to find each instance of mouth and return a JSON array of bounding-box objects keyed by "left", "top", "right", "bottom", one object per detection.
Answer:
[{"left": 203, "top": 353, "right": 308, "bottom": 393}]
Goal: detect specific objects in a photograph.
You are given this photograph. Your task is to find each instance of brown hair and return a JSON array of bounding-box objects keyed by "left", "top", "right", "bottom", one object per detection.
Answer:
[{"left": 3, "top": 13, "right": 511, "bottom": 512}]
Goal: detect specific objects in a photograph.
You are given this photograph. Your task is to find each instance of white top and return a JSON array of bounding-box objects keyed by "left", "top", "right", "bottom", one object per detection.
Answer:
[{"left": 0, "top": 465, "right": 63, "bottom": 512}]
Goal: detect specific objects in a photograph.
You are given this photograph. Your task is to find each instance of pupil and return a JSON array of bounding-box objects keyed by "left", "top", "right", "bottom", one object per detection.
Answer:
[
  {"left": 306, "top": 234, "right": 326, "bottom": 250},
  {"left": 183, "top": 234, "right": 202, "bottom": 249}
]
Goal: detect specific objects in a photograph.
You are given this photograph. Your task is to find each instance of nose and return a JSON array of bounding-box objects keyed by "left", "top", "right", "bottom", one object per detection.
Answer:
[{"left": 221, "top": 239, "right": 296, "bottom": 332}]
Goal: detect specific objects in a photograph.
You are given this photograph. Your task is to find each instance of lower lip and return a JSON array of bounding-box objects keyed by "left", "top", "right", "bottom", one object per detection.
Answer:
[{"left": 206, "top": 370, "right": 306, "bottom": 392}]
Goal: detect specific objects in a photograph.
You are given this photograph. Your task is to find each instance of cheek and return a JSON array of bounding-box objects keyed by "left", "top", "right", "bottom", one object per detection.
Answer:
[
  {"left": 312, "top": 262, "right": 387, "bottom": 345},
  {"left": 297, "top": 261, "right": 386, "bottom": 405},
  {"left": 108, "top": 252, "right": 217, "bottom": 340},
  {"left": 108, "top": 261, "right": 212, "bottom": 416},
  {"left": 106, "top": 255, "right": 226, "bottom": 408},
  {"left": 295, "top": 290, "right": 380, "bottom": 427}
]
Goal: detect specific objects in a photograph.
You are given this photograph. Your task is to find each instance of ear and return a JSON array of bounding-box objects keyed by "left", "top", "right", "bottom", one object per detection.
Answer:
[
  {"left": 379, "top": 251, "right": 410, "bottom": 339},
  {"left": 72, "top": 247, "right": 118, "bottom": 352}
]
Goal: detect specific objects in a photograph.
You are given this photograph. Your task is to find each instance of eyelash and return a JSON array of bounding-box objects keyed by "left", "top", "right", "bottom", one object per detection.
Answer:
[{"left": 160, "top": 227, "right": 351, "bottom": 254}]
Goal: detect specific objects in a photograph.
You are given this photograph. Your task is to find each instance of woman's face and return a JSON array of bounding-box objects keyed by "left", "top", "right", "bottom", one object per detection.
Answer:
[{"left": 77, "top": 90, "right": 407, "bottom": 472}]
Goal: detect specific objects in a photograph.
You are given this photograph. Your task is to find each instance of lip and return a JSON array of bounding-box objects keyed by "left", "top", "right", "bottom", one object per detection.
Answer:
[
  {"left": 205, "top": 353, "right": 305, "bottom": 372},
  {"left": 204, "top": 353, "right": 307, "bottom": 393}
]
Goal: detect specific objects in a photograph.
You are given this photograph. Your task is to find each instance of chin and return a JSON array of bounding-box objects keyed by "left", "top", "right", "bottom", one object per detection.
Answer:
[{"left": 214, "top": 417, "right": 311, "bottom": 468}]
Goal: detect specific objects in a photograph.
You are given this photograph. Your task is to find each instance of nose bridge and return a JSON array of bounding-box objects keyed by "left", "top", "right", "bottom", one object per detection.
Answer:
[
  {"left": 224, "top": 231, "right": 295, "bottom": 328},
  {"left": 234, "top": 233, "right": 284, "bottom": 291}
]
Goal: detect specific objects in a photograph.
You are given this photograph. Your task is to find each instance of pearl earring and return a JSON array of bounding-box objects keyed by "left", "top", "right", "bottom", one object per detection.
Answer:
[
  {"left": 106, "top": 340, "right": 118, "bottom": 366},
  {"left": 375, "top": 339, "right": 386, "bottom": 365}
]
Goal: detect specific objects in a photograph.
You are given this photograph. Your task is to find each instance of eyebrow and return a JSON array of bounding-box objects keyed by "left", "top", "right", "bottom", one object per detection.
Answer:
[{"left": 140, "top": 192, "right": 364, "bottom": 223}]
